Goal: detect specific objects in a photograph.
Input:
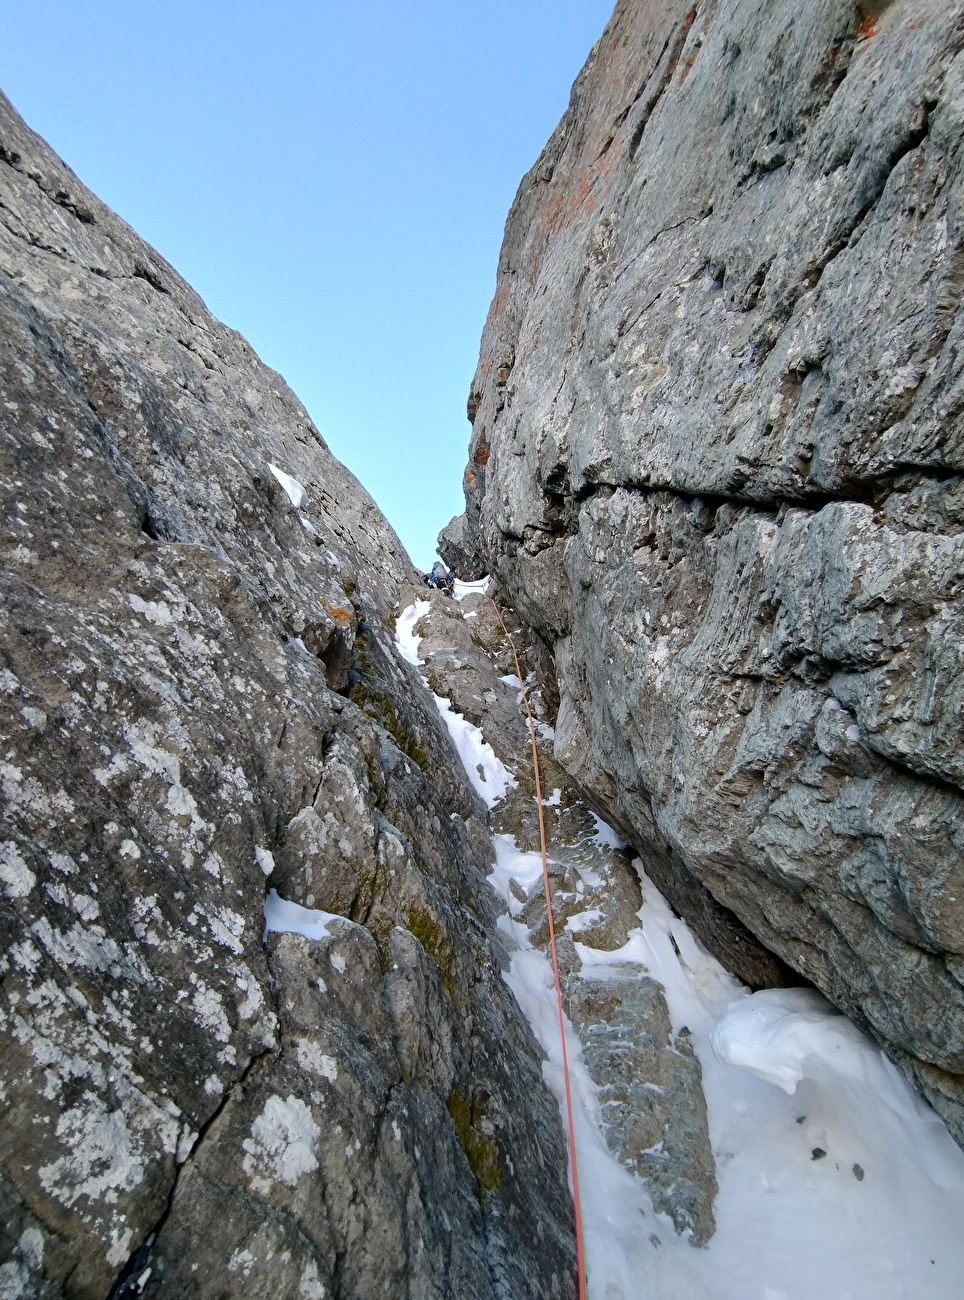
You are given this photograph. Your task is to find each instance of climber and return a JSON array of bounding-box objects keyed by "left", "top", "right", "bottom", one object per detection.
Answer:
[{"left": 424, "top": 560, "right": 455, "bottom": 595}]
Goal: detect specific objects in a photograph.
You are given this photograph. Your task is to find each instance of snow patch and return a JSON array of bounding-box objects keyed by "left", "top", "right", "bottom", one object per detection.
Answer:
[
  {"left": 263, "top": 890, "right": 342, "bottom": 943},
  {"left": 487, "top": 836, "right": 964, "bottom": 1298},
  {"left": 268, "top": 463, "right": 307, "bottom": 508},
  {"left": 394, "top": 600, "right": 431, "bottom": 667},
  {"left": 588, "top": 813, "right": 627, "bottom": 850},
  {"left": 432, "top": 694, "right": 516, "bottom": 808}
]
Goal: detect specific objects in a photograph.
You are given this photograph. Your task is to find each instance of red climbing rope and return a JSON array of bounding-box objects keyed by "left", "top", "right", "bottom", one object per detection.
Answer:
[{"left": 488, "top": 596, "right": 588, "bottom": 1300}]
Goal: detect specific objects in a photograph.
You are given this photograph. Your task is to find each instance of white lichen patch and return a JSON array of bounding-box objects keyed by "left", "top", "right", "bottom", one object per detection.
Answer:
[
  {"left": 18, "top": 1228, "right": 44, "bottom": 1272},
  {"left": 0, "top": 842, "right": 36, "bottom": 899},
  {"left": 199, "top": 904, "right": 246, "bottom": 955},
  {"left": 295, "top": 1039, "right": 338, "bottom": 1083},
  {"left": 106, "top": 1226, "right": 134, "bottom": 1270},
  {"left": 188, "top": 977, "right": 231, "bottom": 1043},
  {"left": 30, "top": 916, "right": 126, "bottom": 977},
  {"left": 241, "top": 1094, "right": 320, "bottom": 1195},
  {"left": 37, "top": 1093, "right": 146, "bottom": 1208},
  {"left": 299, "top": 1259, "right": 327, "bottom": 1298},
  {"left": 0, "top": 1259, "right": 29, "bottom": 1297},
  {"left": 234, "top": 968, "right": 265, "bottom": 1020},
  {"left": 228, "top": 1247, "right": 256, "bottom": 1277},
  {"left": 1, "top": 763, "right": 74, "bottom": 820},
  {"left": 127, "top": 593, "right": 175, "bottom": 627}
]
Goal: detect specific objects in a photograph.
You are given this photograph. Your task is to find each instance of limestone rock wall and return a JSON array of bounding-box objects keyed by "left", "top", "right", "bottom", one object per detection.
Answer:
[
  {"left": 0, "top": 92, "right": 576, "bottom": 1297},
  {"left": 457, "top": 0, "right": 964, "bottom": 1142}
]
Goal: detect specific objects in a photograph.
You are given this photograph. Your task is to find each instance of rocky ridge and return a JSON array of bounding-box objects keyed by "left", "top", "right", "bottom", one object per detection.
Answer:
[
  {"left": 447, "top": 0, "right": 964, "bottom": 1143},
  {"left": 0, "top": 91, "right": 579, "bottom": 1298}
]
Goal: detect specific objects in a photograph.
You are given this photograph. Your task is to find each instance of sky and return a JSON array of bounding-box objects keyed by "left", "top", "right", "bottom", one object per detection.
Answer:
[{"left": 0, "top": 0, "right": 615, "bottom": 569}]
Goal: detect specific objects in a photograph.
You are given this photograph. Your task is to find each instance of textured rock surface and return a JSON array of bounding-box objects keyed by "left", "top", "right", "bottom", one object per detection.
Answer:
[
  {"left": 438, "top": 514, "right": 486, "bottom": 583},
  {"left": 0, "top": 92, "right": 577, "bottom": 1297},
  {"left": 564, "top": 972, "right": 716, "bottom": 1247},
  {"left": 411, "top": 587, "right": 718, "bottom": 1245},
  {"left": 456, "top": 0, "right": 964, "bottom": 1142}
]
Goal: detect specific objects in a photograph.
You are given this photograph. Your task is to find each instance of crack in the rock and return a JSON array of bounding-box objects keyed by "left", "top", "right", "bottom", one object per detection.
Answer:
[
  {"left": 0, "top": 141, "right": 98, "bottom": 223},
  {"left": 756, "top": 95, "right": 936, "bottom": 346},
  {"left": 105, "top": 1040, "right": 279, "bottom": 1298},
  {"left": 627, "top": 7, "right": 698, "bottom": 162}
]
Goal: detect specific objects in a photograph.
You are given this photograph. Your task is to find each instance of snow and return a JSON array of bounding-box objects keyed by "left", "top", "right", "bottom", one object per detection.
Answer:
[
  {"left": 397, "top": 593, "right": 964, "bottom": 1298},
  {"left": 711, "top": 988, "right": 901, "bottom": 1096},
  {"left": 268, "top": 463, "right": 307, "bottom": 508},
  {"left": 394, "top": 600, "right": 431, "bottom": 667},
  {"left": 262, "top": 890, "right": 341, "bottom": 942},
  {"left": 588, "top": 812, "right": 627, "bottom": 850},
  {"left": 453, "top": 578, "right": 490, "bottom": 601},
  {"left": 488, "top": 841, "right": 716, "bottom": 1299},
  {"left": 395, "top": 602, "right": 516, "bottom": 808},
  {"left": 499, "top": 672, "right": 524, "bottom": 704},
  {"left": 431, "top": 694, "right": 516, "bottom": 808},
  {"left": 488, "top": 844, "right": 964, "bottom": 1300}
]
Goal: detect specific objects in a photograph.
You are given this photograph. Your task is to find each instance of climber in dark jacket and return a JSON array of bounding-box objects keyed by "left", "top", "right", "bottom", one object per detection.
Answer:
[{"left": 424, "top": 560, "right": 455, "bottom": 595}]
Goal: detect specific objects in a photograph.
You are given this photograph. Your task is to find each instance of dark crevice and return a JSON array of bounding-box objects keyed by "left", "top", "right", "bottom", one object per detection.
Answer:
[
  {"left": 855, "top": 735, "right": 964, "bottom": 804},
  {"left": 53, "top": 188, "right": 96, "bottom": 224},
  {"left": 106, "top": 1041, "right": 278, "bottom": 1298},
  {"left": 757, "top": 97, "right": 936, "bottom": 341},
  {"left": 133, "top": 264, "right": 170, "bottom": 295},
  {"left": 627, "top": 8, "right": 698, "bottom": 161},
  {"left": 509, "top": 463, "right": 964, "bottom": 570},
  {"left": 565, "top": 458, "right": 962, "bottom": 520}
]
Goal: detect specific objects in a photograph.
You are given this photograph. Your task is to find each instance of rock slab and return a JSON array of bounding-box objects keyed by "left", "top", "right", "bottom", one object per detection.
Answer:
[{"left": 456, "top": 0, "right": 964, "bottom": 1143}]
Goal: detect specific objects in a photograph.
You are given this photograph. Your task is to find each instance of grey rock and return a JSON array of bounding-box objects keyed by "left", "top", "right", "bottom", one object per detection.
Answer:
[
  {"left": 457, "top": 1, "right": 964, "bottom": 1142},
  {"left": 0, "top": 91, "right": 577, "bottom": 1297},
  {"left": 438, "top": 513, "right": 487, "bottom": 581},
  {"left": 521, "top": 848, "right": 643, "bottom": 954},
  {"left": 564, "top": 971, "right": 717, "bottom": 1247}
]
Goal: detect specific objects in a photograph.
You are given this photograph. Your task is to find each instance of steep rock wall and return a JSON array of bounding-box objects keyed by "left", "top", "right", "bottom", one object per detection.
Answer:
[
  {"left": 0, "top": 93, "right": 577, "bottom": 1297},
  {"left": 455, "top": 0, "right": 964, "bottom": 1142}
]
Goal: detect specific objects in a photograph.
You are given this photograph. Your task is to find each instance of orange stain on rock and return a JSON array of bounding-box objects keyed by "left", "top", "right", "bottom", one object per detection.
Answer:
[{"left": 318, "top": 598, "right": 353, "bottom": 630}]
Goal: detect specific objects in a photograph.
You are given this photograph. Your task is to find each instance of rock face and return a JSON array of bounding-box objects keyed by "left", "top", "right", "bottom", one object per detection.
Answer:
[
  {"left": 455, "top": 0, "right": 964, "bottom": 1143},
  {"left": 0, "top": 93, "right": 577, "bottom": 1297}
]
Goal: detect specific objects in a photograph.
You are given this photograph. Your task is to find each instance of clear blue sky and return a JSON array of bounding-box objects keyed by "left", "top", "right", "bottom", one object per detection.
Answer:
[{"left": 1, "top": 1, "right": 614, "bottom": 569}]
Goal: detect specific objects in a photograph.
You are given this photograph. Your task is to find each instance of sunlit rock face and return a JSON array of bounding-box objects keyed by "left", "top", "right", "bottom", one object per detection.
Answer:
[
  {"left": 455, "top": 0, "right": 964, "bottom": 1144},
  {"left": 0, "top": 91, "right": 577, "bottom": 1298}
]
